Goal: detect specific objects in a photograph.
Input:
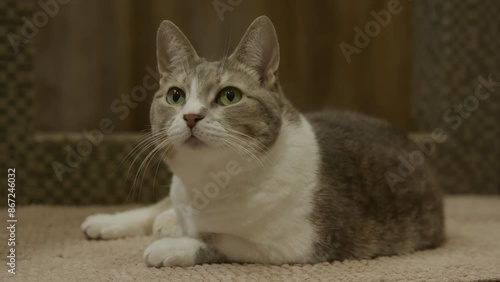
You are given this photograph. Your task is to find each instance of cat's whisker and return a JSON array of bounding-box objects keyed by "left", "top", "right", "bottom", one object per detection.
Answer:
[
  {"left": 225, "top": 128, "right": 271, "bottom": 153},
  {"left": 219, "top": 141, "right": 233, "bottom": 156},
  {"left": 220, "top": 139, "right": 253, "bottom": 166},
  {"left": 223, "top": 136, "right": 269, "bottom": 169},
  {"left": 123, "top": 137, "right": 167, "bottom": 202},
  {"left": 141, "top": 139, "right": 174, "bottom": 193},
  {"left": 218, "top": 27, "right": 232, "bottom": 73},
  {"left": 214, "top": 114, "right": 271, "bottom": 154},
  {"left": 116, "top": 132, "right": 153, "bottom": 171},
  {"left": 118, "top": 131, "right": 166, "bottom": 172},
  {"left": 224, "top": 137, "right": 265, "bottom": 165},
  {"left": 222, "top": 131, "right": 271, "bottom": 163},
  {"left": 152, "top": 142, "right": 173, "bottom": 195},
  {"left": 124, "top": 133, "right": 168, "bottom": 184},
  {"left": 125, "top": 143, "right": 162, "bottom": 203},
  {"left": 124, "top": 133, "right": 169, "bottom": 202},
  {"left": 136, "top": 146, "right": 161, "bottom": 195},
  {"left": 133, "top": 136, "right": 171, "bottom": 195},
  {"left": 223, "top": 25, "right": 232, "bottom": 58},
  {"left": 131, "top": 148, "right": 161, "bottom": 200},
  {"left": 219, "top": 57, "right": 227, "bottom": 75}
]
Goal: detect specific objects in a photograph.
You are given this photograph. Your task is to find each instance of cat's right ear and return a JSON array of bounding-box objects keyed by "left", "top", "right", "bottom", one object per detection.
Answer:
[{"left": 157, "top": 21, "right": 198, "bottom": 81}]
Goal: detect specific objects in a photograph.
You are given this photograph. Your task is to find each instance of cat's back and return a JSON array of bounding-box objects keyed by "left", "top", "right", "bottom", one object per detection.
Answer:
[
  {"left": 304, "top": 110, "right": 444, "bottom": 261},
  {"left": 305, "top": 110, "right": 420, "bottom": 179},
  {"left": 305, "top": 110, "right": 410, "bottom": 151},
  {"left": 305, "top": 110, "right": 424, "bottom": 175}
]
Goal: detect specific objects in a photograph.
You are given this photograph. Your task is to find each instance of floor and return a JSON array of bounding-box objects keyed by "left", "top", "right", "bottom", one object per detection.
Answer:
[{"left": 2, "top": 196, "right": 500, "bottom": 282}]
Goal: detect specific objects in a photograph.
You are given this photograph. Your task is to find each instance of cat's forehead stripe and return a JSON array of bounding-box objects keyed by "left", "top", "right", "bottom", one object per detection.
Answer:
[
  {"left": 183, "top": 62, "right": 225, "bottom": 100},
  {"left": 188, "top": 76, "right": 198, "bottom": 97},
  {"left": 185, "top": 77, "right": 203, "bottom": 109},
  {"left": 220, "top": 73, "right": 230, "bottom": 85}
]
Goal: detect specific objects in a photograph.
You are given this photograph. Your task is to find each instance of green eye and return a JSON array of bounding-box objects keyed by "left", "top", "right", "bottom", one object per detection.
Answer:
[
  {"left": 217, "top": 87, "right": 242, "bottom": 106},
  {"left": 166, "top": 87, "right": 185, "bottom": 105}
]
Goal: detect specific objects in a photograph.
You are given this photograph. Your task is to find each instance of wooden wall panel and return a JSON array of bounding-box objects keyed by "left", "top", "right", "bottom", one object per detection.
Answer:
[
  {"left": 35, "top": 0, "right": 134, "bottom": 131},
  {"left": 35, "top": 0, "right": 413, "bottom": 132}
]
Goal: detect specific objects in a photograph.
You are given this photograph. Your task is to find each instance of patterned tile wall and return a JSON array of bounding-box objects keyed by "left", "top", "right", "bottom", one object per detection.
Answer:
[
  {"left": 0, "top": 0, "right": 35, "bottom": 205},
  {"left": 413, "top": 1, "right": 500, "bottom": 193},
  {"left": 28, "top": 134, "right": 171, "bottom": 205}
]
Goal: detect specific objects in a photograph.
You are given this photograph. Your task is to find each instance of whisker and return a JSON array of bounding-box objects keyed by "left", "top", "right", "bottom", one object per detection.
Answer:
[
  {"left": 152, "top": 143, "right": 172, "bottom": 197},
  {"left": 133, "top": 136, "right": 171, "bottom": 195},
  {"left": 219, "top": 27, "right": 232, "bottom": 73},
  {"left": 123, "top": 133, "right": 167, "bottom": 203},
  {"left": 124, "top": 133, "right": 167, "bottom": 182},
  {"left": 220, "top": 139, "right": 250, "bottom": 164},
  {"left": 138, "top": 138, "right": 173, "bottom": 195},
  {"left": 117, "top": 131, "right": 165, "bottom": 172},
  {"left": 223, "top": 136, "right": 269, "bottom": 169},
  {"left": 225, "top": 128, "right": 270, "bottom": 153},
  {"left": 223, "top": 131, "right": 270, "bottom": 158}
]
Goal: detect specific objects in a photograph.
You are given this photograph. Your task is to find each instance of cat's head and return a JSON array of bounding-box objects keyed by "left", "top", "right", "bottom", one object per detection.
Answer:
[{"left": 150, "top": 16, "right": 295, "bottom": 159}]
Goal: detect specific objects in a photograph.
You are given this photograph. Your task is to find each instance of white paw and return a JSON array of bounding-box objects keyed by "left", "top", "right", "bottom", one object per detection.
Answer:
[
  {"left": 152, "top": 209, "right": 182, "bottom": 239},
  {"left": 81, "top": 212, "right": 148, "bottom": 240},
  {"left": 143, "top": 237, "right": 203, "bottom": 267}
]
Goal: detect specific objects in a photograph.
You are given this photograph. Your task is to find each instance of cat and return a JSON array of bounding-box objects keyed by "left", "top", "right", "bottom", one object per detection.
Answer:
[{"left": 81, "top": 16, "right": 444, "bottom": 267}]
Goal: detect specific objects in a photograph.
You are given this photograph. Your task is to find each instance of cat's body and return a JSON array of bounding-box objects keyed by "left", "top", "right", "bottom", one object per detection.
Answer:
[
  {"left": 307, "top": 111, "right": 443, "bottom": 261},
  {"left": 81, "top": 16, "right": 444, "bottom": 267}
]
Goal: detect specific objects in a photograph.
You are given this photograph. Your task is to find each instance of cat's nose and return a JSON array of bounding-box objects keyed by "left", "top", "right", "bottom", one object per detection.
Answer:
[{"left": 183, "top": 114, "right": 204, "bottom": 129}]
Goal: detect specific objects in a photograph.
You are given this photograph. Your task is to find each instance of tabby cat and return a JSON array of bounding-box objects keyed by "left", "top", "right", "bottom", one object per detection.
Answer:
[{"left": 81, "top": 16, "right": 444, "bottom": 267}]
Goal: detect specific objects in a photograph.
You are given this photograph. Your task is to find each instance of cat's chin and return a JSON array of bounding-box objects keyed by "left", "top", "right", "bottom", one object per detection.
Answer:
[{"left": 182, "top": 136, "right": 207, "bottom": 149}]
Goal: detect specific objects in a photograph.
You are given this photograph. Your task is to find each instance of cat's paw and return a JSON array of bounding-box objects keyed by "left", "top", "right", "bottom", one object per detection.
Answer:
[
  {"left": 81, "top": 213, "right": 148, "bottom": 240},
  {"left": 143, "top": 237, "right": 203, "bottom": 267},
  {"left": 152, "top": 209, "right": 182, "bottom": 239}
]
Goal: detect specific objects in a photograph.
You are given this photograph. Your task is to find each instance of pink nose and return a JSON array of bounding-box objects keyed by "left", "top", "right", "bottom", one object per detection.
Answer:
[{"left": 183, "top": 114, "right": 204, "bottom": 129}]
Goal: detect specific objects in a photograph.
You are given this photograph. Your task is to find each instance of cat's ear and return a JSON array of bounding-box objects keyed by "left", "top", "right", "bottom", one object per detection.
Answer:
[
  {"left": 230, "top": 16, "right": 280, "bottom": 87},
  {"left": 157, "top": 20, "right": 198, "bottom": 81}
]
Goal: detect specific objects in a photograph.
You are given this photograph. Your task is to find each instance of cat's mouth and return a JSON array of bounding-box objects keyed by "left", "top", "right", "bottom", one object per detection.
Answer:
[{"left": 184, "top": 135, "right": 206, "bottom": 148}]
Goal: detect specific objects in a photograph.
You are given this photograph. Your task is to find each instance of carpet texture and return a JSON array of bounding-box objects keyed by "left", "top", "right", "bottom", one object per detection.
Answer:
[{"left": 2, "top": 196, "right": 500, "bottom": 282}]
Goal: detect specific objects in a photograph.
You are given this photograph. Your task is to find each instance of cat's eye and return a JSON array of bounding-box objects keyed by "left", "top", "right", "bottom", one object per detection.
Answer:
[
  {"left": 216, "top": 87, "right": 242, "bottom": 106},
  {"left": 166, "top": 87, "right": 185, "bottom": 105}
]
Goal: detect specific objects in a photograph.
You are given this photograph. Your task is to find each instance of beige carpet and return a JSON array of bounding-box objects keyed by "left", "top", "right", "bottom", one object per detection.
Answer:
[{"left": 2, "top": 196, "right": 500, "bottom": 282}]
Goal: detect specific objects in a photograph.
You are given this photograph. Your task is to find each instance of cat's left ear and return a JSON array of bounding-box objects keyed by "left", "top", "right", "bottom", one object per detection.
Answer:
[
  {"left": 157, "top": 20, "right": 199, "bottom": 82},
  {"left": 230, "top": 16, "right": 280, "bottom": 87}
]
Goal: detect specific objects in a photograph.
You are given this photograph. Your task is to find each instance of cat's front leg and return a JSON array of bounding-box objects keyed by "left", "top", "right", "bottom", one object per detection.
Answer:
[
  {"left": 81, "top": 198, "right": 171, "bottom": 240},
  {"left": 143, "top": 236, "right": 225, "bottom": 267},
  {"left": 152, "top": 208, "right": 183, "bottom": 238}
]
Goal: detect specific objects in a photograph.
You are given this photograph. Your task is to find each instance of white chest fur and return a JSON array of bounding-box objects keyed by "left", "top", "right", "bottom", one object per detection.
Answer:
[{"left": 168, "top": 116, "right": 321, "bottom": 264}]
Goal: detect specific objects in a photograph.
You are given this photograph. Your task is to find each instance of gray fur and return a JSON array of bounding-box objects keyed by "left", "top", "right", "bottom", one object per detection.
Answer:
[
  {"left": 307, "top": 111, "right": 444, "bottom": 261},
  {"left": 195, "top": 234, "right": 228, "bottom": 265}
]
